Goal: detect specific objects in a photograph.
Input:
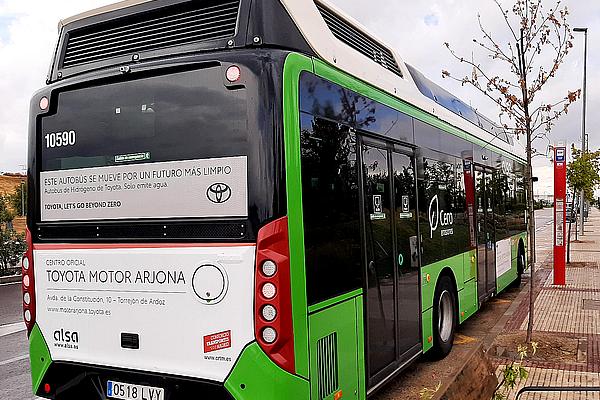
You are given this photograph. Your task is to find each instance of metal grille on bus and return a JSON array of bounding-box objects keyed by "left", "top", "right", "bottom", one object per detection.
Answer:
[
  {"left": 36, "top": 221, "right": 247, "bottom": 241},
  {"left": 62, "top": 0, "right": 240, "bottom": 69},
  {"left": 316, "top": 4, "right": 402, "bottom": 78},
  {"left": 317, "top": 332, "right": 339, "bottom": 400}
]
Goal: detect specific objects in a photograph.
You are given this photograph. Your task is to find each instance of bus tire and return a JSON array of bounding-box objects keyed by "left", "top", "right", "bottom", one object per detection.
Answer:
[{"left": 430, "top": 275, "right": 457, "bottom": 359}]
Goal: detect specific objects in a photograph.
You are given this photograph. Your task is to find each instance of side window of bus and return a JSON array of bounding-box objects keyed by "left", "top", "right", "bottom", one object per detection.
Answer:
[
  {"left": 299, "top": 72, "right": 351, "bottom": 124},
  {"left": 299, "top": 112, "right": 362, "bottom": 305},
  {"left": 419, "top": 158, "right": 460, "bottom": 266},
  {"left": 454, "top": 159, "right": 471, "bottom": 254},
  {"left": 504, "top": 162, "right": 526, "bottom": 236},
  {"left": 493, "top": 171, "right": 510, "bottom": 241},
  {"left": 514, "top": 172, "right": 527, "bottom": 234},
  {"left": 352, "top": 96, "right": 414, "bottom": 143},
  {"left": 299, "top": 72, "right": 415, "bottom": 144}
]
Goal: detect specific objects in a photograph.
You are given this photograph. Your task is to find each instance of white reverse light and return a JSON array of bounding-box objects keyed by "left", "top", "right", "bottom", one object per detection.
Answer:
[
  {"left": 261, "top": 282, "right": 276, "bottom": 299},
  {"left": 261, "top": 260, "right": 277, "bottom": 277},
  {"left": 261, "top": 327, "right": 277, "bottom": 344},
  {"left": 261, "top": 305, "right": 277, "bottom": 321}
]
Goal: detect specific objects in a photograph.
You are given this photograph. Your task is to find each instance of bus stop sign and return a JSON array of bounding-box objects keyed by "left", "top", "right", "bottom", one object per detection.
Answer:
[{"left": 554, "top": 145, "right": 566, "bottom": 285}]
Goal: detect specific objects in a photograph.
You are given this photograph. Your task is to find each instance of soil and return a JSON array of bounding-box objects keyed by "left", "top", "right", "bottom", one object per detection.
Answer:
[
  {"left": 491, "top": 331, "right": 583, "bottom": 364},
  {"left": 566, "top": 261, "right": 598, "bottom": 268},
  {"left": 0, "top": 175, "right": 25, "bottom": 198}
]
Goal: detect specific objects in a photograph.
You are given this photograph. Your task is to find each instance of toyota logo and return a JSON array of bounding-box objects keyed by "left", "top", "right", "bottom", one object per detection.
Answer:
[{"left": 207, "top": 183, "right": 232, "bottom": 204}]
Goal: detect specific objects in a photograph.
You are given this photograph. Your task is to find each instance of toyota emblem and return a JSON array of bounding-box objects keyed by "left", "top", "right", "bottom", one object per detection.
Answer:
[{"left": 207, "top": 183, "right": 232, "bottom": 204}]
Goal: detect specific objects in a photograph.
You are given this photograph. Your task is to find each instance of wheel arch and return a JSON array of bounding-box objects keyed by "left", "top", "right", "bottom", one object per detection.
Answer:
[
  {"left": 438, "top": 266, "right": 459, "bottom": 300},
  {"left": 434, "top": 266, "right": 460, "bottom": 324}
]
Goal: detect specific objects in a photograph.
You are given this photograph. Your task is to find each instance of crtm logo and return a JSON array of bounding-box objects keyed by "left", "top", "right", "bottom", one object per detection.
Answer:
[
  {"left": 54, "top": 328, "right": 79, "bottom": 349},
  {"left": 206, "top": 183, "right": 232, "bottom": 204},
  {"left": 428, "top": 195, "right": 454, "bottom": 238}
]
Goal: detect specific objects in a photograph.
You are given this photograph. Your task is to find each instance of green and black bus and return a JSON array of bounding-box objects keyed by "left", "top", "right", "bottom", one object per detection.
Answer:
[{"left": 25, "top": 0, "right": 527, "bottom": 399}]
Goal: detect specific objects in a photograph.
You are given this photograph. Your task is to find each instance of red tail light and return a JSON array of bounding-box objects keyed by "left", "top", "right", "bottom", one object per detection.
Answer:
[
  {"left": 22, "top": 227, "right": 36, "bottom": 335},
  {"left": 255, "top": 217, "right": 295, "bottom": 373}
]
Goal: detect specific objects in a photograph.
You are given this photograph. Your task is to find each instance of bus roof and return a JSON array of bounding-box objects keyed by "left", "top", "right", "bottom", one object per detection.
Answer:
[
  {"left": 59, "top": 0, "right": 153, "bottom": 29},
  {"left": 56, "top": 0, "right": 525, "bottom": 161}
]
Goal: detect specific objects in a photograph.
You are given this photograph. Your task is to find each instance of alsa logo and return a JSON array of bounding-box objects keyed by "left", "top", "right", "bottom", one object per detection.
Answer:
[
  {"left": 53, "top": 328, "right": 79, "bottom": 349},
  {"left": 428, "top": 195, "right": 454, "bottom": 238}
]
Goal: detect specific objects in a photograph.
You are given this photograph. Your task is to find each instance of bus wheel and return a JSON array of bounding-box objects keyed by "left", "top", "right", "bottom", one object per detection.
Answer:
[{"left": 430, "top": 275, "right": 456, "bottom": 359}]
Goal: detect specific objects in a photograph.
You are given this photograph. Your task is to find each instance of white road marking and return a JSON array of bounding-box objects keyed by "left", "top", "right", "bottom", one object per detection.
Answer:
[
  {"left": 0, "top": 354, "right": 28, "bottom": 366},
  {"left": 0, "top": 322, "right": 26, "bottom": 337}
]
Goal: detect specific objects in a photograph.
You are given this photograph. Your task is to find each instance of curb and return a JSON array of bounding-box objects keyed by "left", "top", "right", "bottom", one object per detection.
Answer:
[{"left": 434, "top": 341, "right": 498, "bottom": 400}]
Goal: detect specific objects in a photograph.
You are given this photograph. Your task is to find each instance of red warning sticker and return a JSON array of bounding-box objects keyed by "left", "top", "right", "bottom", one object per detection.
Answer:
[{"left": 203, "top": 330, "right": 231, "bottom": 353}]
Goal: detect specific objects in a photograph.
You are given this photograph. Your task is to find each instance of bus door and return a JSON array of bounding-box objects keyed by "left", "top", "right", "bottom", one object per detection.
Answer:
[
  {"left": 475, "top": 168, "right": 496, "bottom": 304},
  {"left": 361, "top": 138, "right": 420, "bottom": 389}
]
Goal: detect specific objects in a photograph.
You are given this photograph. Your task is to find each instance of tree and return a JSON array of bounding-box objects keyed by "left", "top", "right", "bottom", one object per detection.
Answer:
[
  {"left": 567, "top": 146, "right": 600, "bottom": 202},
  {"left": 0, "top": 229, "right": 26, "bottom": 272},
  {"left": 566, "top": 146, "right": 600, "bottom": 259},
  {"left": 9, "top": 182, "right": 27, "bottom": 216},
  {"left": 442, "top": 0, "right": 580, "bottom": 343},
  {"left": 0, "top": 195, "right": 15, "bottom": 228}
]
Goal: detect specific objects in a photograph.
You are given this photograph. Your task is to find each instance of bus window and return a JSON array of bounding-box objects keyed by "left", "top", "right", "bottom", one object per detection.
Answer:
[{"left": 300, "top": 113, "right": 362, "bottom": 305}]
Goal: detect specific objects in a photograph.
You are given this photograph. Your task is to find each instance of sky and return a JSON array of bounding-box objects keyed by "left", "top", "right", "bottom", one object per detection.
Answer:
[{"left": 0, "top": 0, "right": 599, "bottom": 196}]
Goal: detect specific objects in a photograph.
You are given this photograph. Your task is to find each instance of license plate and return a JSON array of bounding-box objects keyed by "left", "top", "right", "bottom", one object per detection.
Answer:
[{"left": 107, "top": 380, "right": 164, "bottom": 400}]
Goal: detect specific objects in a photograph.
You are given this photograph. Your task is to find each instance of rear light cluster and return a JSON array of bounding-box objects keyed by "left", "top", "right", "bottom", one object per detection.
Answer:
[
  {"left": 22, "top": 227, "right": 36, "bottom": 335},
  {"left": 254, "top": 217, "right": 295, "bottom": 374}
]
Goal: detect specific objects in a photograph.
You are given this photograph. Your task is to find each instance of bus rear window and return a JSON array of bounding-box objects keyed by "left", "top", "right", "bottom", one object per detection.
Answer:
[
  {"left": 41, "top": 66, "right": 247, "bottom": 171},
  {"left": 40, "top": 66, "right": 251, "bottom": 222}
]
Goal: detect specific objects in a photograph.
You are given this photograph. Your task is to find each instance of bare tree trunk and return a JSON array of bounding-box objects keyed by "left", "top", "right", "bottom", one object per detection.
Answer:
[
  {"left": 525, "top": 159, "right": 535, "bottom": 343},
  {"left": 517, "top": 30, "right": 535, "bottom": 344}
]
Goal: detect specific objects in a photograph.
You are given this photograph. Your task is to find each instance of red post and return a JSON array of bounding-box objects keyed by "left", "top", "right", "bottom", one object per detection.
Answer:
[{"left": 553, "top": 145, "right": 567, "bottom": 285}]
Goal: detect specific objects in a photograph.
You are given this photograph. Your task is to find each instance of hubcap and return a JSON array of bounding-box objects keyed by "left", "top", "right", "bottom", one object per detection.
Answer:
[{"left": 438, "top": 290, "right": 453, "bottom": 342}]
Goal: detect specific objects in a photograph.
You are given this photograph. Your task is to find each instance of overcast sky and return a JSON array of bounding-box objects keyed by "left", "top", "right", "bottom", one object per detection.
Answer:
[{"left": 0, "top": 0, "right": 598, "bottom": 195}]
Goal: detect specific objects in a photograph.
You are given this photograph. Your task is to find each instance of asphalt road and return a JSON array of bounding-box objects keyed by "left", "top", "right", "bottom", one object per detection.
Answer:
[
  {"left": 534, "top": 207, "right": 554, "bottom": 232},
  {"left": 0, "top": 282, "right": 37, "bottom": 400},
  {"left": 0, "top": 211, "right": 555, "bottom": 399}
]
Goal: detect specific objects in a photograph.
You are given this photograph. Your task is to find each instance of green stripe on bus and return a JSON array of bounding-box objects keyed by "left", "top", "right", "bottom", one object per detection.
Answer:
[
  {"left": 29, "top": 324, "right": 52, "bottom": 394},
  {"left": 282, "top": 52, "right": 314, "bottom": 378}
]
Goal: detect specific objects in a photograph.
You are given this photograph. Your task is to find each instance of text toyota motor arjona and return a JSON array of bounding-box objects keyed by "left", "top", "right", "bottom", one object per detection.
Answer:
[{"left": 25, "top": 0, "right": 527, "bottom": 399}]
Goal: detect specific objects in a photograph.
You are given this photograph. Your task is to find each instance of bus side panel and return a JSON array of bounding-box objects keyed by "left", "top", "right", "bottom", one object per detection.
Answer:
[
  {"left": 459, "top": 279, "right": 478, "bottom": 323},
  {"left": 308, "top": 296, "right": 361, "bottom": 400},
  {"left": 459, "top": 250, "right": 479, "bottom": 322},
  {"left": 462, "top": 249, "right": 477, "bottom": 283},
  {"left": 225, "top": 343, "right": 309, "bottom": 400},
  {"left": 283, "top": 52, "right": 315, "bottom": 379},
  {"left": 355, "top": 296, "right": 366, "bottom": 400},
  {"left": 497, "top": 232, "right": 527, "bottom": 293},
  {"left": 420, "top": 253, "right": 465, "bottom": 312},
  {"left": 422, "top": 308, "right": 434, "bottom": 353},
  {"left": 29, "top": 323, "right": 52, "bottom": 395}
]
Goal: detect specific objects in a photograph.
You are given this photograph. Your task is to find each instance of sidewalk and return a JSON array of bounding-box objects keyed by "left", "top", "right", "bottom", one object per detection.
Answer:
[{"left": 490, "top": 208, "right": 600, "bottom": 399}]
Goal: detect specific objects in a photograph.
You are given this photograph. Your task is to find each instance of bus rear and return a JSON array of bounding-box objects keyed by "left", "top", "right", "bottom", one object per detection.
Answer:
[{"left": 25, "top": 0, "right": 311, "bottom": 398}]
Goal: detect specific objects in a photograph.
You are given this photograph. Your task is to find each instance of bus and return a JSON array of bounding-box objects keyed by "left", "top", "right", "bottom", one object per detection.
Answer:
[{"left": 24, "top": 0, "right": 528, "bottom": 399}]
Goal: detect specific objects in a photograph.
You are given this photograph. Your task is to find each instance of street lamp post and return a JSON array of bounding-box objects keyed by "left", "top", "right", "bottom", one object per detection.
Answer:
[{"left": 574, "top": 27, "right": 588, "bottom": 236}]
